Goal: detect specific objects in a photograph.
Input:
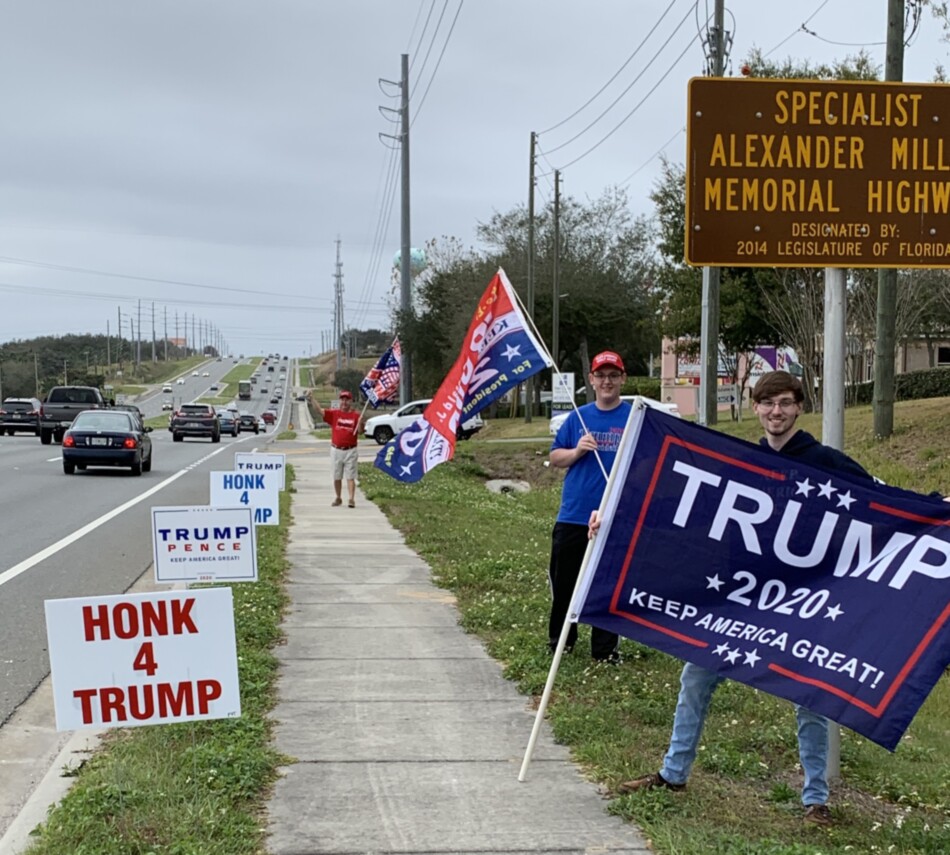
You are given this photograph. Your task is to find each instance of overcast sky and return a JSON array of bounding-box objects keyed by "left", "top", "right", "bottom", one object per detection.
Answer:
[{"left": 1, "top": 1, "right": 946, "bottom": 357}]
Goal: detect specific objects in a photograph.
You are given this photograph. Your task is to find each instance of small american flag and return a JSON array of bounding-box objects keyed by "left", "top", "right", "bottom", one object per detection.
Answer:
[{"left": 360, "top": 339, "right": 401, "bottom": 407}]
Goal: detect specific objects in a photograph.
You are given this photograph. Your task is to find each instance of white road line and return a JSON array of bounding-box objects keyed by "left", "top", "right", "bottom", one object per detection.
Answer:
[
  {"left": 0, "top": 445, "right": 231, "bottom": 588},
  {"left": 46, "top": 456, "right": 62, "bottom": 462}
]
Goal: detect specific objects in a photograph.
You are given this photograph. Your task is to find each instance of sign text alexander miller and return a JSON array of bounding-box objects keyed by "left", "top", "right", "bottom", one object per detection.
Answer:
[{"left": 686, "top": 77, "right": 950, "bottom": 269}]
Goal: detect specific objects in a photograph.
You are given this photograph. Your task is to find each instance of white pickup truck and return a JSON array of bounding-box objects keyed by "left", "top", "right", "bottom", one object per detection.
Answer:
[{"left": 364, "top": 399, "right": 485, "bottom": 445}]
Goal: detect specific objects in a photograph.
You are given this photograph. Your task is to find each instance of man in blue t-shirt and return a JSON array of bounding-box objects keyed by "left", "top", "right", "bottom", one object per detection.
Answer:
[{"left": 547, "top": 350, "right": 631, "bottom": 662}]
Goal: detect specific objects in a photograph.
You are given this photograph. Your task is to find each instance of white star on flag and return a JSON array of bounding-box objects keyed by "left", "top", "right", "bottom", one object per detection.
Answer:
[
  {"left": 818, "top": 479, "right": 837, "bottom": 499},
  {"left": 706, "top": 574, "right": 724, "bottom": 591},
  {"left": 725, "top": 649, "right": 741, "bottom": 664},
  {"left": 743, "top": 649, "right": 761, "bottom": 667},
  {"left": 795, "top": 478, "right": 815, "bottom": 497},
  {"left": 836, "top": 491, "right": 856, "bottom": 510},
  {"left": 502, "top": 344, "right": 522, "bottom": 361},
  {"left": 399, "top": 462, "right": 415, "bottom": 476},
  {"left": 714, "top": 643, "right": 731, "bottom": 656},
  {"left": 825, "top": 603, "right": 844, "bottom": 621}
]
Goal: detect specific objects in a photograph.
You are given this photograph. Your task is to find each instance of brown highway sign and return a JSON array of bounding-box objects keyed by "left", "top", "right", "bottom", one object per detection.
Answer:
[{"left": 685, "top": 77, "right": 950, "bottom": 268}]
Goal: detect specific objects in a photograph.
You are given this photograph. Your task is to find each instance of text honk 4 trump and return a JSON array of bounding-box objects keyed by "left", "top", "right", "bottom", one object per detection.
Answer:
[
  {"left": 45, "top": 589, "right": 241, "bottom": 731},
  {"left": 211, "top": 470, "right": 279, "bottom": 526}
]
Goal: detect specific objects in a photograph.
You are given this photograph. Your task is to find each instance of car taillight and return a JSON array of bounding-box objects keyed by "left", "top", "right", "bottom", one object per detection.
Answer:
[
  {"left": 63, "top": 436, "right": 75, "bottom": 447},
  {"left": 123, "top": 438, "right": 138, "bottom": 449}
]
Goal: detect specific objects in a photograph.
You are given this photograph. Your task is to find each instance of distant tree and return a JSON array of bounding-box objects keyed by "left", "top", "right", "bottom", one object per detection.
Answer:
[
  {"left": 650, "top": 159, "right": 781, "bottom": 398},
  {"left": 476, "top": 187, "right": 658, "bottom": 377},
  {"left": 332, "top": 368, "right": 365, "bottom": 400}
]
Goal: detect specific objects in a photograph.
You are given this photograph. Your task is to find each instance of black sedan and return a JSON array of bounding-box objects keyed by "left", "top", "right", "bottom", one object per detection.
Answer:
[
  {"left": 62, "top": 410, "right": 153, "bottom": 476},
  {"left": 237, "top": 412, "right": 259, "bottom": 434},
  {"left": 0, "top": 397, "right": 42, "bottom": 435}
]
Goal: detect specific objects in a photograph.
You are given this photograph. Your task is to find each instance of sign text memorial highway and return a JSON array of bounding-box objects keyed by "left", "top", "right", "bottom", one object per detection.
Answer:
[{"left": 686, "top": 77, "right": 950, "bottom": 268}]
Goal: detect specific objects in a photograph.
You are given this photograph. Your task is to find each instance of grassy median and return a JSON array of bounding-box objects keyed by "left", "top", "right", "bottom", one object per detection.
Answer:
[{"left": 359, "top": 399, "right": 950, "bottom": 855}]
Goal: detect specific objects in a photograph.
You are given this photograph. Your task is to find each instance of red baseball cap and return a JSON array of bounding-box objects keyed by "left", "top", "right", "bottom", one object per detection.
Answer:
[
  {"left": 591, "top": 351, "right": 625, "bottom": 373},
  {"left": 339, "top": 390, "right": 353, "bottom": 399}
]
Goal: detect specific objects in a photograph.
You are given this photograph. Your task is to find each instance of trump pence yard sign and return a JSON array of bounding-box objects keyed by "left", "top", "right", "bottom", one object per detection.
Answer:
[
  {"left": 45, "top": 588, "right": 241, "bottom": 731},
  {"left": 152, "top": 506, "right": 258, "bottom": 584}
]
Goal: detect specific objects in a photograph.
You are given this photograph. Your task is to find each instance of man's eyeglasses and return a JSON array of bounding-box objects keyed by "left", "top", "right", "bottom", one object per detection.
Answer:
[
  {"left": 757, "top": 398, "right": 799, "bottom": 411},
  {"left": 592, "top": 372, "right": 623, "bottom": 381}
]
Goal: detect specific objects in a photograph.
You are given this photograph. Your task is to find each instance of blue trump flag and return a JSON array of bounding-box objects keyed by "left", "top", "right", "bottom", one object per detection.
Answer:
[
  {"left": 572, "top": 403, "right": 950, "bottom": 750},
  {"left": 375, "top": 269, "right": 552, "bottom": 483}
]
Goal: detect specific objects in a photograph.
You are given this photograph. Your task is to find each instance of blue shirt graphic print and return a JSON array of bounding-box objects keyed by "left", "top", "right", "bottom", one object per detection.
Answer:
[{"left": 553, "top": 401, "right": 631, "bottom": 525}]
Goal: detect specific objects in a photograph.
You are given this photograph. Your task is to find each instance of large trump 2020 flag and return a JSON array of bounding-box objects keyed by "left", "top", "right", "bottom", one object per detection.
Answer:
[
  {"left": 375, "top": 269, "right": 552, "bottom": 483},
  {"left": 572, "top": 403, "right": 950, "bottom": 750}
]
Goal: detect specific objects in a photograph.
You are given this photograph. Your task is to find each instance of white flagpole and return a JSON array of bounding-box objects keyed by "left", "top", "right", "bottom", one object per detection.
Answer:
[
  {"left": 353, "top": 399, "right": 370, "bottom": 434},
  {"left": 519, "top": 402, "right": 644, "bottom": 781},
  {"left": 500, "top": 268, "right": 609, "bottom": 483},
  {"left": 518, "top": 508, "right": 608, "bottom": 782}
]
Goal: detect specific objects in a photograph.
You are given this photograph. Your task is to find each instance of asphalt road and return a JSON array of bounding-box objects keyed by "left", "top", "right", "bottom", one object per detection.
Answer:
[{"left": 0, "top": 358, "right": 297, "bottom": 728}]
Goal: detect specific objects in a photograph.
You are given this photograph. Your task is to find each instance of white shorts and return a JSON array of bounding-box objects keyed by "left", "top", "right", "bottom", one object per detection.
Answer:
[{"left": 330, "top": 445, "right": 359, "bottom": 480}]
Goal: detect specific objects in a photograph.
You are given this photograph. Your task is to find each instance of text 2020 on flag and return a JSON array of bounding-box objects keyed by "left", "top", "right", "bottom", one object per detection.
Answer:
[
  {"left": 375, "top": 269, "right": 552, "bottom": 483},
  {"left": 573, "top": 403, "right": 950, "bottom": 750}
]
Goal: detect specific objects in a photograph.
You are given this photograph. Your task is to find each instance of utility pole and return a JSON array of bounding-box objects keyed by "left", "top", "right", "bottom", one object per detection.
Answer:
[
  {"left": 379, "top": 55, "right": 413, "bottom": 401},
  {"left": 399, "top": 53, "right": 412, "bottom": 403},
  {"left": 698, "top": 0, "right": 727, "bottom": 426},
  {"left": 333, "top": 239, "right": 345, "bottom": 372},
  {"left": 151, "top": 302, "right": 156, "bottom": 362},
  {"left": 552, "top": 169, "right": 561, "bottom": 369},
  {"left": 873, "top": 0, "right": 904, "bottom": 438},
  {"left": 136, "top": 298, "right": 142, "bottom": 367},
  {"left": 117, "top": 307, "right": 122, "bottom": 371},
  {"left": 106, "top": 320, "right": 111, "bottom": 376},
  {"left": 525, "top": 131, "right": 537, "bottom": 422},
  {"left": 163, "top": 307, "right": 168, "bottom": 361}
]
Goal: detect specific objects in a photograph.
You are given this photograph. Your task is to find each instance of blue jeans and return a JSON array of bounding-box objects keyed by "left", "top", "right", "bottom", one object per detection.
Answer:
[{"left": 659, "top": 662, "right": 830, "bottom": 806}]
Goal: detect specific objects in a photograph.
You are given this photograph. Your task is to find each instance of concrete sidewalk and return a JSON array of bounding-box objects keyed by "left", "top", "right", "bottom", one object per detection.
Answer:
[{"left": 265, "top": 436, "right": 649, "bottom": 854}]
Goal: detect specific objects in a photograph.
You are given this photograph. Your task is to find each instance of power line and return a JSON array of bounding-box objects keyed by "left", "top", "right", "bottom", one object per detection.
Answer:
[
  {"left": 0, "top": 280, "right": 327, "bottom": 314},
  {"left": 410, "top": 0, "right": 464, "bottom": 127},
  {"left": 409, "top": 0, "right": 448, "bottom": 99},
  {"left": 618, "top": 126, "right": 686, "bottom": 187},
  {"left": 542, "top": 1, "right": 696, "bottom": 156},
  {"left": 539, "top": 0, "right": 683, "bottom": 135},
  {"left": 0, "top": 255, "right": 322, "bottom": 301},
  {"left": 548, "top": 30, "right": 701, "bottom": 173}
]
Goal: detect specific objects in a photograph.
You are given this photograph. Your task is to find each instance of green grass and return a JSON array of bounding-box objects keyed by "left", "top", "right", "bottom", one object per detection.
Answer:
[
  {"left": 357, "top": 397, "right": 950, "bottom": 855},
  {"left": 23, "top": 474, "right": 294, "bottom": 855},
  {"left": 20, "top": 399, "right": 950, "bottom": 853},
  {"left": 276, "top": 430, "right": 296, "bottom": 441}
]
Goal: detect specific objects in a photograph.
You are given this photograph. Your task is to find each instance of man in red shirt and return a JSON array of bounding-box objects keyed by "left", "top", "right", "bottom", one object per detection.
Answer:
[{"left": 309, "top": 389, "right": 363, "bottom": 507}]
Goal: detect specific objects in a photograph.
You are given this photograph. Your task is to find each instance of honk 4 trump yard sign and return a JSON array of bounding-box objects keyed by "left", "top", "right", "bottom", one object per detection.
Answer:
[{"left": 45, "top": 588, "right": 240, "bottom": 731}]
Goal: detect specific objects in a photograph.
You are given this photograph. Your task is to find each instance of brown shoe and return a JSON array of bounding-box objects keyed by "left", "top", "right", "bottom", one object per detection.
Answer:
[
  {"left": 331, "top": 498, "right": 342, "bottom": 507},
  {"left": 616, "top": 772, "right": 685, "bottom": 794},
  {"left": 348, "top": 499, "right": 355, "bottom": 508},
  {"left": 803, "top": 804, "right": 832, "bottom": 826}
]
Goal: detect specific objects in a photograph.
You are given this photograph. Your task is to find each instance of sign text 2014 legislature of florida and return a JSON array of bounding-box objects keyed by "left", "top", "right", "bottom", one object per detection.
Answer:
[{"left": 685, "top": 77, "right": 950, "bottom": 268}]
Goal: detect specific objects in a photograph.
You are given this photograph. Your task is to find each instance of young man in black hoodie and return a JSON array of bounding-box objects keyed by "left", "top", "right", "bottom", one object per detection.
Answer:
[{"left": 616, "top": 371, "right": 871, "bottom": 826}]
